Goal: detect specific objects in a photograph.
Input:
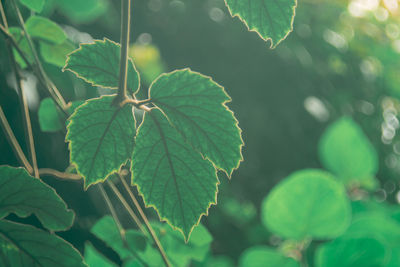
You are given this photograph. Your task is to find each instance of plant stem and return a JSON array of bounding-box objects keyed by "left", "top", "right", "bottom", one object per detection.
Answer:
[
  {"left": 116, "top": 0, "right": 131, "bottom": 104},
  {"left": 119, "top": 175, "right": 171, "bottom": 267},
  {"left": 106, "top": 180, "right": 147, "bottom": 235},
  {"left": 9, "top": 0, "right": 68, "bottom": 115},
  {"left": 5, "top": 41, "right": 39, "bottom": 178},
  {"left": 38, "top": 168, "right": 81, "bottom": 180},
  {"left": 0, "top": 105, "right": 33, "bottom": 174},
  {"left": 0, "top": 24, "right": 34, "bottom": 71},
  {"left": 0, "top": 1, "right": 8, "bottom": 29},
  {"left": 98, "top": 184, "right": 149, "bottom": 267}
]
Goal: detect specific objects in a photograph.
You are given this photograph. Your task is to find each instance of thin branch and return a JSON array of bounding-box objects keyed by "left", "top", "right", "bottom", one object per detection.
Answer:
[
  {"left": 38, "top": 168, "right": 81, "bottom": 181},
  {"left": 106, "top": 180, "right": 147, "bottom": 235},
  {"left": 0, "top": 24, "right": 34, "bottom": 71},
  {"left": 0, "top": 1, "right": 8, "bottom": 29},
  {"left": 9, "top": 0, "right": 68, "bottom": 115},
  {"left": 119, "top": 174, "right": 171, "bottom": 267},
  {"left": 0, "top": 105, "right": 33, "bottom": 174},
  {"left": 98, "top": 184, "right": 149, "bottom": 267},
  {"left": 116, "top": 0, "right": 131, "bottom": 104},
  {"left": 121, "top": 98, "right": 151, "bottom": 112},
  {"left": 5, "top": 43, "right": 39, "bottom": 178}
]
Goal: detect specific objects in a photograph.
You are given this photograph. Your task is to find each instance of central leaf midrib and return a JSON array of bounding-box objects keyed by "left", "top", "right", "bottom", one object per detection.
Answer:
[
  {"left": 150, "top": 111, "right": 187, "bottom": 233},
  {"left": 0, "top": 228, "right": 42, "bottom": 266},
  {"left": 87, "top": 107, "right": 122, "bottom": 180}
]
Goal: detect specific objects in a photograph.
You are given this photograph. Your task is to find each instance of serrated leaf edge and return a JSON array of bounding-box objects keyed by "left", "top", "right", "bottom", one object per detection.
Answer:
[
  {"left": 223, "top": 0, "right": 298, "bottom": 48},
  {"left": 65, "top": 95, "right": 136, "bottom": 190},
  {"left": 148, "top": 68, "right": 244, "bottom": 178},
  {"left": 62, "top": 38, "right": 141, "bottom": 95},
  {"left": 131, "top": 108, "right": 220, "bottom": 242}
]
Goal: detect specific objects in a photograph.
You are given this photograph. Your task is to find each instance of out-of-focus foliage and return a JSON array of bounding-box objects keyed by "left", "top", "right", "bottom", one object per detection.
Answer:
[{"left": 2, "top": 0, "right": 400, "bottom": 266}]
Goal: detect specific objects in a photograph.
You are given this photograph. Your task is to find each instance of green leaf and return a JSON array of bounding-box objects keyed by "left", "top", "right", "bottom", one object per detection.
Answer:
[
  {"left": 25, "top": 16, "right": 66, "bottom": 45},
  {"left": 38, "top": 98, "right": 84, "bottom": 133},
  {"left": 149, "top": 69, "right": 243, "bottom": 176},
  {"left": 63, "top": 38, "right": 140, "bottom": 93},
  {"left": 38, "top": 98, "right": 63, "bottom": 132},
  {"left": 319, "top": 117, "right": 379, "bottom": 188},
  {"left": 315, "top": 237, "right": 389, "bottom": 267},
  {"left": 19, "top": 0, "right": 45, "bottom": 13},
  {"left": 40, "top": 40, "right": 76, "bottom": 67},
  {"left": 0, "top": 165, "right": 74, "bottom": 231},
  {"left": 152, "top": 222, "right": 213, "bottom": 266},
  {"left": 84, "top": 242, "right": 117, "bottom": 267},
  {"left": 8, "top": 27, "right": 33, "bottom": 69},
  {"left": 57, "top": 0, "right": 109, "bottom": 24},
  {"left": 92, "top": 215, "right": 212, "bottom": 267},
  {"left": 344, "top": 213, "right": 400, "bottom": 246},
  {"left": 224, "top": 0, "right": 297, "bottom": 47},
  {"left": 66, "top": 95, "right": 136, "bottom": 189},
  {"left": 131, "top": 109, "right": 218, "bottom": 240},
  {"left": 341, "top": 213, "right": 400, "bottom": 267},
  {"left": 0, "top": 220, "right": 86, "bottom": 267},
  {"left": 91, "top": 216, "right": 160, "bottom": 266},
  {"left": 239, "top": 246, "right": 300, "bottom": 267},
  {"left": 261, "top": 169, "right": 351, "bottom": 240}
]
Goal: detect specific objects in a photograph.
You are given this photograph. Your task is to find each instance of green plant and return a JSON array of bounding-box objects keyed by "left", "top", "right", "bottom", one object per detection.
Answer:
[{"left": 0, "top": 0, "right": 299, "bottom": 266}]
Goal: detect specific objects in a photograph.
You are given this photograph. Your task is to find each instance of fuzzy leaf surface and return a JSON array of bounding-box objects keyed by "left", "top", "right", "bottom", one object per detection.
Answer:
[
  {"left": 319, "top": 117, "right": 379, "bottom": 187},
  {"left": 0, "top": 220, "right": 86, "bottom": 267},
  {"left": 315, "top": 237, "right": 389, "bottom": 267},
  {"left": 25, "top": 16, "right": 66, "bottom": 44},
  {"left": 224, "top": 0, "right": 297, "bottom": 47},
  {"left": 150, "top": 69, "right": 243, "bottom": 176},
  {"left": 84, "top": 242, "right": 117, "bottom": 267},
  {"left": 66, "top": 95, "right": 136, "bottom": 189},
  {"left": 131, "top": 109, "right": 218, "bottom": 240},
  {"left": 262, "top": 169, "right": 351, "bottom": 240},
  {"left": 63, "top": 38, "right": 139, "bottom": 93},
  {"left": 40, "top": 40, "right": 75, "bottom": 67},
  {"left": 19, "top": 0, "right": 45, "bottom": 12},
  {"left": 0, "top": 165, "right": 74, "bottom": 231},
  {"left": 239, "top": 246, "right": 300, "bottom": 267}
]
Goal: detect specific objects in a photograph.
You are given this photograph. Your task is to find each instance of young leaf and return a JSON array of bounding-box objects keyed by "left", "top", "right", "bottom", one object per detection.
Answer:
[
  {"left": 261, "top": 169, "right": 351, "bottom": 240},
  {"left": 0, "top": 165, "right": 74, "bottom": 231},
  {"left": 224, "top": 0, "right": 297, "bottom": 47},
  {"left": 315, "top": 237, "right": 389, "bottom": 267},
  {"left": 19, "top": 0, "right": 45, "bottom": 13},
  {"left": 8, "top": 27, "right": 33, "bottom": 69},
  {"left": 63, "top": 38, "right": 140, "bottom": 93},
  {"left": 66, "top": 95, "right": 136, "bottom": 189},
  {"left": 0, "top": 220, "right": 86, "bottom": 267},
  {"left": 84, "top": 242, "right": 117, "bottom": 267},
  {"left": 92, "top": 215, "right": 212, "bottom": 267},
  {"left": 131, "top": 109, "right": 218, "bottom": 240},
  {"left": 319, "top": 117, "right": 379, "bottom": 187},
  {"left": 38, "top": 98, "right": 63, "bottom": 132},
  {"left": 25, "top": 16, "right": 67, "bottom": 45},
  {"left": 152, "top": 222, "right": 213, "bottom": 265},
  {"left": 149, "top": 69, "right": 243, "bottom": 176},
  {"left": 57, "top": 0, "right": 109, "bottom": 24},
  {"left": 40, "top": 40, "right": 76, "bottom": 67},
  {"left": 239, "top": 246, "right": 300, "bottom": 267},
  {"left": 91, "top": 216, "right": 160, "bottom": 266}
]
